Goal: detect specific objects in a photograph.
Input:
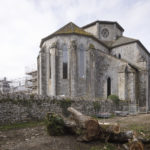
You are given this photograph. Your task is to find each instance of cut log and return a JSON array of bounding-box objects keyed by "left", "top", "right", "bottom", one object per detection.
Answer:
[
  {"left": 67, "top": 107, "right": 100, "bottom": 141},
  {"left": 67, "top": 107, "right": 120, "bottom": 141},
  {"left": 98, "top": 122, "right": 120, "bottom": 134},
  {"left": 129, "top": 135, "right": 144, "bottom": 150},
  {"left": 67, "top": 107, "right": 120, "bottom": 134},
  {"left": 67, "top": 107, "right": 92, "bottom": 128}
]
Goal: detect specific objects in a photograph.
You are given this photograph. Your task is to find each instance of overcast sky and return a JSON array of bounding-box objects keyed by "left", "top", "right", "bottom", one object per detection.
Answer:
[{"left": 0, "top": 0, "right": 150, "bottom": 80}]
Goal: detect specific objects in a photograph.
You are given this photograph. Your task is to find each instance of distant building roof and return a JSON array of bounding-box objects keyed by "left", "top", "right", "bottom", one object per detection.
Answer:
[{"left": 26, "top": 70, "right": 37, "bottom": 75}]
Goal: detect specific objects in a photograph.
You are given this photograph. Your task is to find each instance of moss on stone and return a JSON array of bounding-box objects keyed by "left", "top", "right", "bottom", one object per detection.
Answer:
[
  {"left": 89, "top": 43, "right": 95, "bottom": 49},
  {"left": 54, "top": 22, "right": 92, "bottom": 36}
]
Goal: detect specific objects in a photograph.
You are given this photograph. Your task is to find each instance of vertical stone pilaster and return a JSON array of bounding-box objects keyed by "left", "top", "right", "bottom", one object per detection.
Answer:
[
  {"left": 46, "top": 50, "right": 50, "bottom": 96},
  {"left": 86, "top": 48, "right": 96, "bottom": 98},
  {"left": 90, "top": 50, "right": 96, "bottom": 97},
  {"left": 50, "top": 48, "right": 56, "bottom": 96},
  {"left": 86, "top": 49, "right": 90, "bottom": 96},
  {"left": 41, "top": 50, "right": 47, "bottom": 96},
  {"left": 47, "top": 49, "right": 51, "bottom": 96},
  {"left": 146, "top": 70, "right": 149, "bottom": 112},
  {"left": 118, "top": 72, "right": 127, "bottom": 100},
  {"left": 49, "top": 41, "right": 59, "bottom": 96},
  {"left": 68, "top": 45, "right": 71, "bottom": 96},
  {"left": 129, "top": 72, "right": 136, "bottom": 103},
  {"left": 69, "top": 41, "right": 78, "bottom": 97},
  {"left": 37, "top": 53, "right": 42, "bottom": 95}
]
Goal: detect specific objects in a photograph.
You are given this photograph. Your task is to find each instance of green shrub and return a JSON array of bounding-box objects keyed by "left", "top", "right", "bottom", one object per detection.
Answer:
[
  {"left": 45, "top": 113, "right": 65, "bottom": 136},
  {"left": 108, "top": 95, "right": 120, "bottom": 105}
]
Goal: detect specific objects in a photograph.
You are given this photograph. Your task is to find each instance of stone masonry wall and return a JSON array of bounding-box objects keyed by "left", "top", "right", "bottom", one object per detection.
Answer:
[{"left": 0, "top": 93, "right": 128, "bottom": 125}]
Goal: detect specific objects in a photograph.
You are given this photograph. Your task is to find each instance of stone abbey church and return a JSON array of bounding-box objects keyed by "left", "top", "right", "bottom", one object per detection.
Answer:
[{"left": 37, "top": 20, "right": 150, "bottom": 111}]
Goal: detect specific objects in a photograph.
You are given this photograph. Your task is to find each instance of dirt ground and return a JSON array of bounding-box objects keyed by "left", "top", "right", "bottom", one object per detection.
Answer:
[{"left": 1, "top": 114, "right": 150, "bottom": 150}]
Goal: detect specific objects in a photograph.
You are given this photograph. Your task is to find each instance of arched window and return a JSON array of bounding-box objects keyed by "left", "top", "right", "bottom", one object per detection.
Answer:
[
  {"left": 107, "top": 77, "right": 111, "bottom": 97},
  {"left": 62, "top": 45, "right": 68, "bottom": 79},
  {"left": 118, "top": 54, "right": 121, "bottom": 59},
  {"left": 78, "top": 44, "right": 85, "bottom": 78}
]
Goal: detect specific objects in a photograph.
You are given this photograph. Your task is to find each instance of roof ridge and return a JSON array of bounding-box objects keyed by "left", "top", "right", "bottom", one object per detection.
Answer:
[{"left": 120, "top": 36, "right": 138, "bottom": 41}]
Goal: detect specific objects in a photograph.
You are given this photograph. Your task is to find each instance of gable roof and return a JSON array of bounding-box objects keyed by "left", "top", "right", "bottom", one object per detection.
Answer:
[
  {"left": 82, "top": 20, "right": 124, "bottom": 32},
  {"left": 40, "top": 22, "right": 108, "bottom": 48}
]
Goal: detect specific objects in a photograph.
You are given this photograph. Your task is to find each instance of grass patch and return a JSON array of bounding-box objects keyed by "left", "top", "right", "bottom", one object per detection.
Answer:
[
  {"left": 0, "top": 121, "right": 44, "bottom": 131},
  {"left": 126, "top": 124, "right": 150, "bottom": 140},
  {"left": 129, "top": 124, "right": 145, "bottom": 132},
  {"left": 90, "top": 143, "right": 116, "bottom": 150}
]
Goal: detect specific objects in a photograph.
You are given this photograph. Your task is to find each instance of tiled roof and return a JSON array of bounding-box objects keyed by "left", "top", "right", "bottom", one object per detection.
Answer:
[
  {"left": 53, "top": 22, "right": 92, "bottom": 36},
  {"left": 40, "top": 22, "right": 107, "bottom": 48},
  {"left": 111, "top": 36, "right": 138, "bottom": 47},
  {"left": 102, "top": 36, "right": 138, "bottom": 48}
]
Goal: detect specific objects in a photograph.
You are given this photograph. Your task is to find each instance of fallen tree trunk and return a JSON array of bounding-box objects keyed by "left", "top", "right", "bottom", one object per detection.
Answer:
[
  {"left": 67, "top": 107, "right": 95, "bottom": 128},
  {"left": 98, "top": 130, "right": 134, "bottom": 143},
  {"left": 67, "top": 107, "right": 121, "bottom": 141},
  {"left": 46, "top": 107, "right": 144, "bottom": 148},
  {"left": 67, "top": 107, "right": 100, "bottom": 141},
  {"left": 45, "top": 113, "right": 136, "bottom": 142}
]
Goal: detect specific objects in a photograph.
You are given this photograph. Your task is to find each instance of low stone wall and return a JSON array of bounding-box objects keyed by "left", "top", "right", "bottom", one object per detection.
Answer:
[{"left": 0, "top": 93, "right": 128, "bottom": 125}]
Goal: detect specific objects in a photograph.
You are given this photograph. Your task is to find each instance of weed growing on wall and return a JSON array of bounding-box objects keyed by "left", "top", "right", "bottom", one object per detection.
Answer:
[
  {"left": 93, "top": 101, "right": 101, "bottom": 113},
  {"left": 59, "top": 98, "right": 72, "bottom": 117}
]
